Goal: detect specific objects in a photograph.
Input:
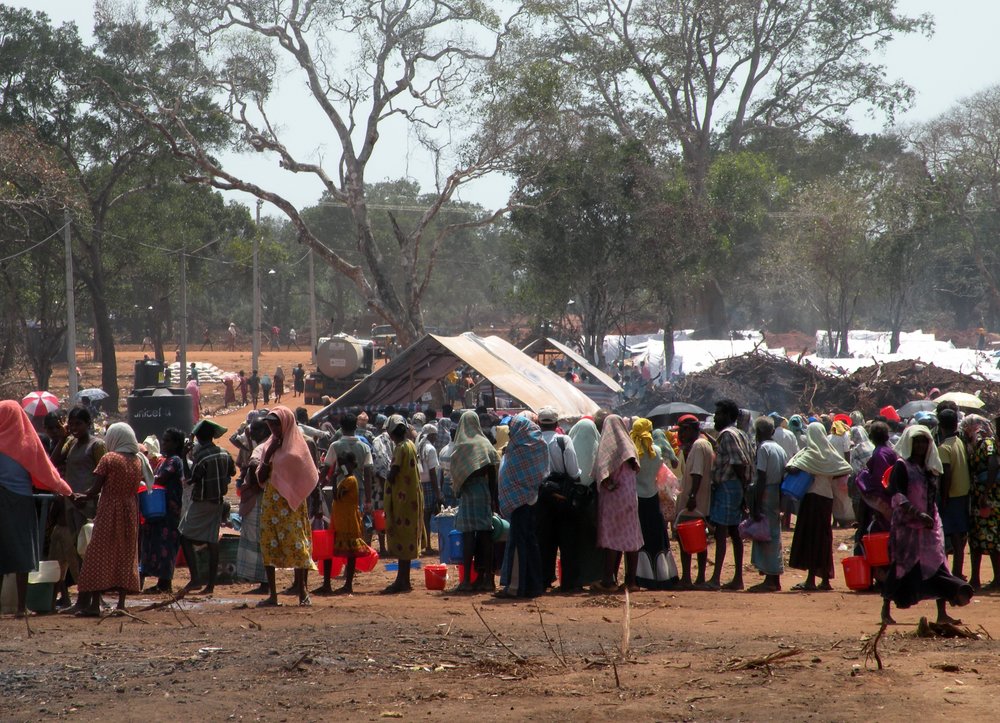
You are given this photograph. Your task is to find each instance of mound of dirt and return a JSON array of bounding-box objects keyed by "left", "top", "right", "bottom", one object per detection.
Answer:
[{"left": 620, "top": 352, "right": 1000, "bottom": 417}]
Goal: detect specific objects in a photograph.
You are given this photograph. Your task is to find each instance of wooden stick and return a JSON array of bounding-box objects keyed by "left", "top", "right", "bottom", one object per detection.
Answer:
[
  {"left": 599, "top": 643, "right": 620, "bottom": 688},
  {"left": 534, "top": 603, "right": 567, "bottom": 666},
  {"left": 241, "top": 615, "right": 262, "bottom": 630},
  {"left": 472, "top": 604, "right": 526, "bottom": 663},
  {"left": 862, "top": 622, "right": 886, "bottom": 670}
]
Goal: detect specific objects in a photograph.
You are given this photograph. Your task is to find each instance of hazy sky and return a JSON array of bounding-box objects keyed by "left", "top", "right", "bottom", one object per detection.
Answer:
[{"left": 8, "top": 0, "right": 1000, "bottom": 215}]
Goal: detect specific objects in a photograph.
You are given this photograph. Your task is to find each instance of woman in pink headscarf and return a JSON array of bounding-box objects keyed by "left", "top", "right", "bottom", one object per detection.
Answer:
[
  {"left": 0, "top": 401, "right": 72, "bottom": 617},
  {"left": 252, "top": 406, "right": 318, "bottom": 606}
]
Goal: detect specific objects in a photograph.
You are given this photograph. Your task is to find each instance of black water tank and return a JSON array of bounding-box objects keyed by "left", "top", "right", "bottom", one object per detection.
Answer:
[
  {"left": 133, "top": 359, "right": 166, "bottom": 389},
  {"left": 127, "top": 387, "right": 194, "bottom": 442}
]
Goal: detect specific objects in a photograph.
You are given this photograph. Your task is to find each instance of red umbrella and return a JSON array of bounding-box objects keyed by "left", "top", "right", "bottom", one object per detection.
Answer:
[{"left": 21, "top": 391, "right": 60, "bottom": 417}]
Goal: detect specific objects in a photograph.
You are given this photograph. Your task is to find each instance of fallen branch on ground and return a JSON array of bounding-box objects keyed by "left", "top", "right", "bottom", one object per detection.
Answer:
[
  {"left": 472, "top": 604, "right": 526, "bottom": 663},
  {"left": 916, "top": 617, "right": 982, "bottom": 639},
  {"left": 724, "top": 647, "right": 803, "bottom": 672}
]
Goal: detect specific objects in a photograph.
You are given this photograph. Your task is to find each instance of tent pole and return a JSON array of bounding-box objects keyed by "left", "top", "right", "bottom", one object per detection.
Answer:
[{"left": 490, "top": 382, "right": 498, "bottom": 412}]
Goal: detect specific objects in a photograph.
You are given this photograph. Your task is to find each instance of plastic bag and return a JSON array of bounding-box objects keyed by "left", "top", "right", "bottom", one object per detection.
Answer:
[
  {"left": 77, "top": 522, "right": 94, "bottom": 557},
  {"left": 738, "top": 516, "right": 771, "bottom": 542}
]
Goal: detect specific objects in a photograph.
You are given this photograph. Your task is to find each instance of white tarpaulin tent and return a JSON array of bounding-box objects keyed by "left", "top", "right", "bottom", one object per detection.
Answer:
[{"left": 313, "top": 333, "right": 599, "bottom": 420}]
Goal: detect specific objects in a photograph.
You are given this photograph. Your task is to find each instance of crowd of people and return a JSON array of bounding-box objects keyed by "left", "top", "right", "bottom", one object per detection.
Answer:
[{"left": 0, "top": 390, "right": 987, "bottom": 626}]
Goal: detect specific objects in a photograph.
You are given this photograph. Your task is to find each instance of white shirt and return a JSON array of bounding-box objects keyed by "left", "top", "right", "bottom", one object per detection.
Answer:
[
  {"left": 540, "top": 430, "right": 580, "bottom": 478},
  {"left": 773, "top": 427, "right": 799, "bottom": 462},
  {"left": 419, "top": 441, "right": 439, "bottom": 483}
]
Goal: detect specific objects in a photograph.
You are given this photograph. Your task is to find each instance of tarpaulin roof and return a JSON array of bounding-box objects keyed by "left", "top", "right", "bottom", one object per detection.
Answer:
[
  {"left": 522, "top": 337, "right": 624, "bottom": 394},
  {"left": 312, "top": 333, "right": 599, "bottom": 420}
]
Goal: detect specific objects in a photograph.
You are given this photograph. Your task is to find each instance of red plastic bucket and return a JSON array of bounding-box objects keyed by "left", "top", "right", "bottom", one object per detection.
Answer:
[
  {"left": 312, "top": 529, "right": 334, "bottom": 562},
  {"left": 677, "top": 518, "right": 708, "bottom": 554},
  {"left": 424, "top": 564, "right": 448, "bottom": 590},
  {"left": 842, "top": 555, "right": 872, "bottom": 591},
  {"left": 862, "top": 532, "right": 891, "bottom": 567},
  {"left": 373, "top": 509, "right": 386, "bottom": 532},
  {"left": 354, "top": 546, "right": 380, "bottom": 573},
  {"left": 456, "top": 564, "right": 479, "bottom": 584}
]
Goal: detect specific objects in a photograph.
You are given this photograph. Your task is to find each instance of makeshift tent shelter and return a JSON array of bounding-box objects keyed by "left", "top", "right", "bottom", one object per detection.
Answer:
[
  {"left": 522, "top": 337, "right": 622, "bottom": 409},
  {"left": 312, "top": 333, "right": 600, "bottom": 421}
]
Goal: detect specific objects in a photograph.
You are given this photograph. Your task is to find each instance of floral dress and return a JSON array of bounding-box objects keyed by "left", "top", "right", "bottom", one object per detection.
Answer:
[
  {"left": 139, "top": 455, "right": 185, "bottom": 582},
  {"left": 259, "top": 485, "right": 316, "bottom": 570},
  {"left": 969, "top": 437, "right": 1000, "bottom": 553},
  {"left": 385, "top": 440, "right": 424, "bottom": 560},
  {"left": 77, "top": 453, "right": 142, "bottom": 594}
]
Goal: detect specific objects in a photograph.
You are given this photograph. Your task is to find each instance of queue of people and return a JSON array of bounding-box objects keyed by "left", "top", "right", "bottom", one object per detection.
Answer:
[{"left": 0, "top": 393, "right": 986, "bottom": 628}]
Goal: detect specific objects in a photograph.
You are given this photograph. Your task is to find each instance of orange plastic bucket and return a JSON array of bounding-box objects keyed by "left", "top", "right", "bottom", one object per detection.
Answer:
[
  {"left": 424, "top": 564, "right": 448, "bottom": 590},
  {"left": 677, "top": 518, "right": 708, "bottom": 554},
  {"left": 842, "top": 555, "right": 872, "bottom": 591},
  {"left": 862, "top": 532, "right": 891, "bottom": 567}
]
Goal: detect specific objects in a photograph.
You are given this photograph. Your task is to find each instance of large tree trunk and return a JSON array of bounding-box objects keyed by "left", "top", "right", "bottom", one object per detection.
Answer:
[{"left": 91, "top": 293, "right": 120, "bottom": 412}]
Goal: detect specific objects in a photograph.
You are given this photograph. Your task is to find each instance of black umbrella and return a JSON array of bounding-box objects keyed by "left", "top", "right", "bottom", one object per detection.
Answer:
[{"left": 647, "top": 402, "right": 709, "bottom": 419}]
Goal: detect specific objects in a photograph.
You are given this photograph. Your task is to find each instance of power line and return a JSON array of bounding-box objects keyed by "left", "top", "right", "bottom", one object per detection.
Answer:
[{"left": 0, "top": 224, "right": 67, "bottom": 263}]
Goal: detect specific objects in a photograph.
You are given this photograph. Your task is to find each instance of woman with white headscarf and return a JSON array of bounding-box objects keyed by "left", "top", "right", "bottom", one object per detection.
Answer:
[
  {"left": 72, "top": 422, "right": 148, "bottom": 616},
  {"left": 787, "top": 422, "right": 853, "bottom": 591},
  {"left": 881, "top": 425, "right": 973, "bottom": 625}
]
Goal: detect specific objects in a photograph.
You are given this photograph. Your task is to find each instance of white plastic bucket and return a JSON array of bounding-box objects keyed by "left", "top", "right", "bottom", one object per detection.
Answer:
[{"left": 29, "top": 560, "right": 60, "bottom": 584}]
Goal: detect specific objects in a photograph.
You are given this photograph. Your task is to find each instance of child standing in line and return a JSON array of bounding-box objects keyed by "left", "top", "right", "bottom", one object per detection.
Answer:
[{"left": 332, "top": 452, "right": 367, "bottom": 595}]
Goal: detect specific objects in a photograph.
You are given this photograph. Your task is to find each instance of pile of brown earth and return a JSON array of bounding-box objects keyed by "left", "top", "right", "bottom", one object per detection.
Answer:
[{"left": 620, "top": 352, "right": 1000, "bottom": 418}]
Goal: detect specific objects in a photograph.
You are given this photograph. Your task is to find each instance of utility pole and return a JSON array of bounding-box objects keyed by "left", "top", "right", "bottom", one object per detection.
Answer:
[
  {"left": 179, "top": 249, "right": 187, "bottom": 384},
  {"left": 64, "top": 210, "right": 78, "bottom": 401},
  {"left": 252, "top": 199, "right": 262, "bottom": 375},
  {"left": 308, "top": 248, "right": 317, "bottom": 364}
]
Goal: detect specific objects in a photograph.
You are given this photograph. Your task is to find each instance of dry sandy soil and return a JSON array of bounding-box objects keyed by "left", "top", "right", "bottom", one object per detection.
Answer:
[
  {"left": 5, "top": 348, "right": 1000, "bottom": 721},
  {"left": 3, "top": 529, "right": 1000, "bottom": 722}
]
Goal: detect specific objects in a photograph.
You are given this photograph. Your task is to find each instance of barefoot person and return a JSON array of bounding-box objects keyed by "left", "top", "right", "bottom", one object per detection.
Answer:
[
  {"left": 179, "top": 420, "right": 235, "bottom": 595},
  {"left": 748, "top": 416, "right": 788, "bottom": 592},
  {"left": 139, "top": 429, "right": 187, "bottom": 593},
  {"left": 590, "top": 414, "right": 643, "bottom": 594},
  {"left": 73, "top": 423, "right": 152, "bottom": 616},
  {"left": 881, "top": 425, "right": 973, "bottom": 625},
  {"left": 255, "top": 407, "right": 318, "bottom": 607},
  {"left": 707, "top": 400, "right": 754, "bottom": 591},
  {"left": 331, "top": 452, "right": 366, "bottom": 595},
  {"left": 0, "top": 401, "right": 72, "bottom": 618},
  {"left": 236, "top": 419, "right": 272, "bottom": 594},
  {"left": 449, "top": 410, "right": 500, "bottom": 593},
  {"left": 381, "top": 415, "right": 423, "bottom": 594},
  {"left": 675, "top": 415, "right": 713, "bottom": 589},
  {"left": 787, "top": 422, "right": 853, "bottom": 591}
]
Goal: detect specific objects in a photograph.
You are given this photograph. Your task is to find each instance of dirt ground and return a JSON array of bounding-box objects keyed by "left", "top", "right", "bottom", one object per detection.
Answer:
[
  {"left": 3, "top": 528, "right": 1000, "bottom": 722},
  {"left": 6, "top": 347, "right": 1000, "bottom": 721}
]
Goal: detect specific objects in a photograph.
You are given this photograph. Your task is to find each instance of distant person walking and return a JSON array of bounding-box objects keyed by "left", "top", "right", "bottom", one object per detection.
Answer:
[
  {"left": 200, "top": 327, "right": 213, "bottom": 351},
  {"left": 261, "top": 372, "right": 272, "bottom": 405},
  {"left": 270, "top": 325, "right": 281, "bottom": 351},
  {"left": 273, "top": 367, "right": 285, "bottom": 404},
  {"left": 248, "top": 370, "right": 261, "bottom": 410},
  {"left": 228, "top": 322, "right": 237, "bottom": 351},
  {"left": 288, "top": 328, "right": 300, "bottom": 350},
  {"left": 292, "top": 363, "right": 305, "bottom": 398}
]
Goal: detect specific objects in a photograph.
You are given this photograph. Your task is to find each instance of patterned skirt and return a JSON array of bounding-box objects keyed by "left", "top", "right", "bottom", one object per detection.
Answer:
[
  {"left": 236, "top": 502, "right": 267, "bottom": 583},
  {"left": 596, "top": 464, "right": 643, "bottom": 552},
  {"left": 456, "top": 473, "right": 493, "bottom": 532},
  {"left": 259, "top": 488, "right": 316, "bottom": 570}
]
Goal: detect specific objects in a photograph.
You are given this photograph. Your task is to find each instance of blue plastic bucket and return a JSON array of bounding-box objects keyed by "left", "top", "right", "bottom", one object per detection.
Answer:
[
  {"left": 448, "top": 528, "right": 464, "bottom": 561},
  {"left": 139, "top": 487, "right": 167, "bottom": 520}
]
